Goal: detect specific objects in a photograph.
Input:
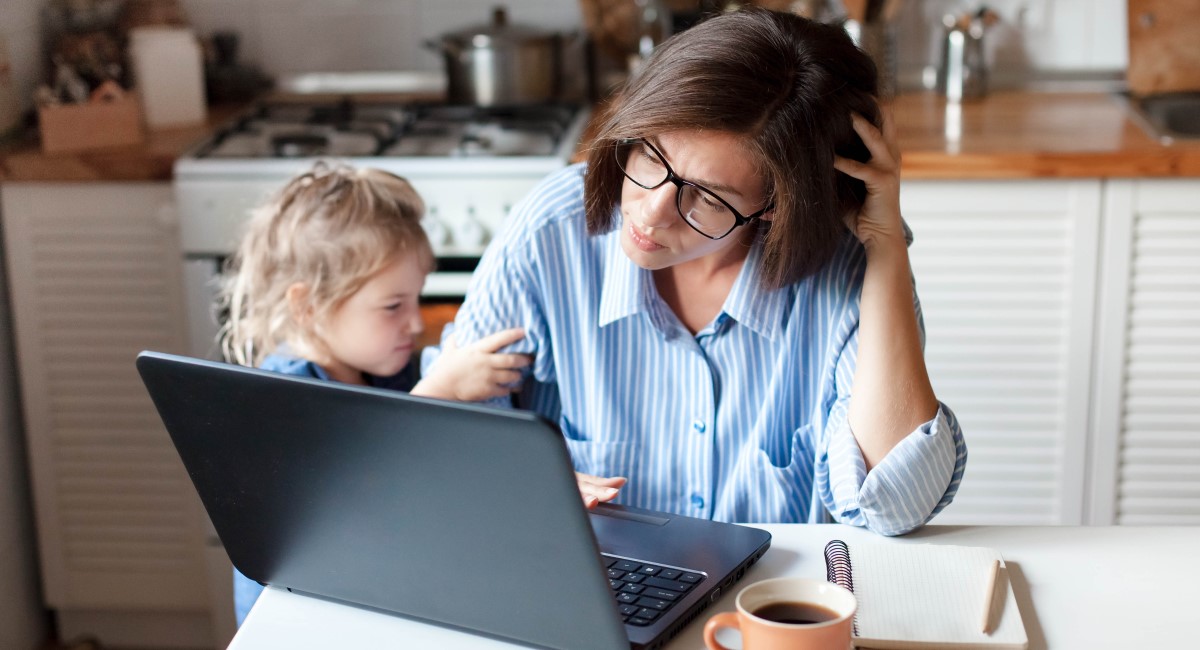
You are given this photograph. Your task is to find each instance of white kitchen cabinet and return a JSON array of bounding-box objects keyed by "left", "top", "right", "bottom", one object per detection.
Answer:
[
  {"left": 1089, "top": 179, "right": 1200, "bottom": 525},
  {"left": 0, "top": 183, "right": 213, "bottom": 648},
  {"left": 901, "top": 180, "right": 1103, "bottom": 525}
]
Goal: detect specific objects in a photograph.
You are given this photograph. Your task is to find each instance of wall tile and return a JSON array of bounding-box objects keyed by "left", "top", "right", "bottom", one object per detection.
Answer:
[
  {"left": 1084, "top": 0, "right": 1127, "bottom": 70},
  {"left": 182, "top": 0, "right": 265, "bottom": 68},
  {"left": 899, "top": 0, "right": 1126, "bottom": 86},
  {"left": 180, "top": 0, "right": 1123, "bottom": 81},
  {"left": 1, "top": 0, "right": 42, "bottom": 34},
  {"left": 253, "top": 0, "right": 422, "bottom": 74}
]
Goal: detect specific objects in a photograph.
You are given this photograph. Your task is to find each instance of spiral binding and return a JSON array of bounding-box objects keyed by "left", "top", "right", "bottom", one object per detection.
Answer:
[
  {"left": 824, "top": 539, "right": 859, "bottom": 636},
  {"left": 824, "top": 539, "right": 854, "bottom": 591}
]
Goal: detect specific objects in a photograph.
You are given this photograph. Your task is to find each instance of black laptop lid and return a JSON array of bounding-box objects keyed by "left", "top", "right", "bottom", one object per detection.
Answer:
[{"left": 137, "top": 351, "right": 629, "bottom": 650}]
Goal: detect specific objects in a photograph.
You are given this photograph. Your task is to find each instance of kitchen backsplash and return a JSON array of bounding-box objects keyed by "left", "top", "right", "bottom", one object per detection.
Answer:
[
  {"left": 182, "top": 0, "right": 583, "bottom": 78},
  {"left": 904, "top": 0, "right": 1126, "bottom": 79},
  {"left": 2, "top": 0, "right": 1127, "bottom": 113}
]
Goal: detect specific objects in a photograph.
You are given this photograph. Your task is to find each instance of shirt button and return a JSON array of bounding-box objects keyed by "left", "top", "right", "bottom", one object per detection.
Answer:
[
  {"left": 692, "top": 419, "right": 706, "bottom": 434},
  {"left": 690, "top": 494, "right": 705, "bottom": 509}
]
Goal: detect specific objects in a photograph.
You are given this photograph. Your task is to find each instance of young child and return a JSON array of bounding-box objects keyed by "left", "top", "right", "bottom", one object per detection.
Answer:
[{"left": 217, "top": 161, "right": 529, "bottom": 624}]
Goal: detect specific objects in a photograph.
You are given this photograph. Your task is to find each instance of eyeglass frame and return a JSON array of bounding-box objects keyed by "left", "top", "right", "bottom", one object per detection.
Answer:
[{"left": 614, "top": 137, "right": 773, "bottom": 240}]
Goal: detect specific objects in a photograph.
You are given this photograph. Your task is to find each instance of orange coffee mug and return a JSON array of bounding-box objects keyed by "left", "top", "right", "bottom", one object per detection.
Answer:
[{"left": 703, "top": 577, "right": 856, "bottom": 650}]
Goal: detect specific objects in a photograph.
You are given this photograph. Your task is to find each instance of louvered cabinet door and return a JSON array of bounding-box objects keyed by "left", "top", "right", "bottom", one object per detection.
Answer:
[
  {"left": 900, "top": 180, "right": 1103, "bottom": 524},
  {"left": 1, "top": 184, "right": 207, "bottom": 611},
  {"left": 1091, "top": 180, "right": 1200, "bottom": 525}
]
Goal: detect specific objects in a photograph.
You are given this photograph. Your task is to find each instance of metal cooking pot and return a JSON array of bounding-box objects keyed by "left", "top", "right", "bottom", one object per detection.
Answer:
[{"left": 426, "top": 7, "right": 561, "bottom": 107}]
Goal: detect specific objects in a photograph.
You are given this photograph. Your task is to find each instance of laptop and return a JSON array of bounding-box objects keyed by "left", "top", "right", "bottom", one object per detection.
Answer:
[{"left": 136, "top": 351, "right": 771, "bottom": 650}]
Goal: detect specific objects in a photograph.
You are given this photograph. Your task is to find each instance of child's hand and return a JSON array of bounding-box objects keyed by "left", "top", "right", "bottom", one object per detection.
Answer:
[{"left": 411, "top": 327, "right": 532, "bottom": 401}]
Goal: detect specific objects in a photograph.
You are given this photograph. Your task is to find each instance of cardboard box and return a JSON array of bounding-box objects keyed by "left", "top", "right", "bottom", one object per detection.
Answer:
[{"left": 38, "top": 93, "right": 144, "bottom": 153}]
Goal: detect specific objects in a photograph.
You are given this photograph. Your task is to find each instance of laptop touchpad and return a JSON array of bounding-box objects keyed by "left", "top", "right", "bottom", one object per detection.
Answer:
[{"left": 590, "top": 504, "right": 670, "bottom": 526}]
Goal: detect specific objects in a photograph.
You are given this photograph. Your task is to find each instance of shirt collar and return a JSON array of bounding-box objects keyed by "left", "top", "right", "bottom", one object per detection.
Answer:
[
  {"left": 720, "top": 234, "right": 790, "bottom": 341},
  {"left": 598, "top": 227, "right": 649, "bottom": 328},
  {"left": 598, "top": 225, "right": 790, "bottom": 340}
]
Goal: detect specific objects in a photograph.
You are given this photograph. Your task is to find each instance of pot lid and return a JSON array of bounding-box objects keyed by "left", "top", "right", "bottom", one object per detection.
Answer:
[{"left": 441, "top": 7, "right": 556, "bottom": 46}]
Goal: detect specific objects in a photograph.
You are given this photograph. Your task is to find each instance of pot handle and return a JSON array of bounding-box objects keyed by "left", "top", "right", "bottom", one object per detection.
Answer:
[{"left": 424, "top": 38, "right": 459, "bottom": 56}]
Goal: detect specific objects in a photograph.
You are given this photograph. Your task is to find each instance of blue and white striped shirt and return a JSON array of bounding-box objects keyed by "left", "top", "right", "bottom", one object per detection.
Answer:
[{"left": 426, "top": 164, "right": 966, "bottom": 536}]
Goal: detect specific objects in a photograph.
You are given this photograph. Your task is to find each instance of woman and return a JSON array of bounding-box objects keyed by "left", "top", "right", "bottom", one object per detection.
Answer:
[{"left": 428, "top": 8, "right": 966, "bottom": 535}]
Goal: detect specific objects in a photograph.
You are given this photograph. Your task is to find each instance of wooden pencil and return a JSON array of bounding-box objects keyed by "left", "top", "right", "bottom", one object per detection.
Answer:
[{"left": 980, "top": 558, "right": 1001, "bottom": 634}]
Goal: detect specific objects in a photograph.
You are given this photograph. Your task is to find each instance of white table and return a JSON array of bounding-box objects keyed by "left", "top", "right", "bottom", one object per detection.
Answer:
[{"left": 229, "top": 524, "right": 1200, "bottom": 649}]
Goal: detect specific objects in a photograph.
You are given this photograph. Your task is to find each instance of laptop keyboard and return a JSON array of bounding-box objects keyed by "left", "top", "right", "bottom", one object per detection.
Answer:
[{"left": 602, "top": 555, "right": 705, "bottom": 627}]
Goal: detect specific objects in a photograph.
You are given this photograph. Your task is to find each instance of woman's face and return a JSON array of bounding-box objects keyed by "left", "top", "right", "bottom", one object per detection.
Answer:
[{"left": 618, "top": 130, "right": 769, "bottom": 271}]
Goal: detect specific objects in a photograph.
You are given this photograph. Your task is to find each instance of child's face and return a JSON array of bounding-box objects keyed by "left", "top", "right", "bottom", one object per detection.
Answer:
[{"left": 319, "top": 254, "right": 426, "bottom": 383}]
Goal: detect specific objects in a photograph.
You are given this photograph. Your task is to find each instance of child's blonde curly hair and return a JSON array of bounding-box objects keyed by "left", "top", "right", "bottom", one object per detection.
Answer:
[{"left": 218, "top": 161, "right": 434, "bottom": 367}]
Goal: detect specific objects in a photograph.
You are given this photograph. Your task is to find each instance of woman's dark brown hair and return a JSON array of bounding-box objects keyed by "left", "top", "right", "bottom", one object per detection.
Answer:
[{"left": 584, "top": 8, "right": 880, "bottom": 290}]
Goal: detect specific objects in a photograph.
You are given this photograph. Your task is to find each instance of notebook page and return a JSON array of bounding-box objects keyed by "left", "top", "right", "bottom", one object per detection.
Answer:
[{"left": 850, "top": 543, "right": 1027, "bottom": 649}]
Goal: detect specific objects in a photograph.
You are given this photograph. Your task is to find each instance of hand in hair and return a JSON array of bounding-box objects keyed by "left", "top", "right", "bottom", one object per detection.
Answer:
[
  {"left": 410, "top": 327, "right": 532, "bottom": 401},
  {"left": 833, "top": 107, "right": 906, "bottom": 254}
]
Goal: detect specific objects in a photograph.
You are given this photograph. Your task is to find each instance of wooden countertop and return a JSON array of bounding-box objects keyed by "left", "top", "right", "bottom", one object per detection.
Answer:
[
  {"left": 579, "top": 90, "right": 1200, "bottom": 180},
  {"left": 0, "top": 104, "right": 250, "bottom": 183},
  {"left": 891, "top": 91, "right": 1200, "bottom": 179},
  {"left": 3, "top": 91, "right": 1199, "bottom": 183}
]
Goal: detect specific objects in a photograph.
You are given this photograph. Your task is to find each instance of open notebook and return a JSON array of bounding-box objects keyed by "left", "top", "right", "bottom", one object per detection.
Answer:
[{"left": 825, "top": 540, "right": 1028, "bottom": 650}]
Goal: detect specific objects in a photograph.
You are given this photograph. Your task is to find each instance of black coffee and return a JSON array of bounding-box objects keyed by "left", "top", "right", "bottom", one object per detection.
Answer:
[{"left": 751, "top": 602, "right": 840, "bottom": 625}]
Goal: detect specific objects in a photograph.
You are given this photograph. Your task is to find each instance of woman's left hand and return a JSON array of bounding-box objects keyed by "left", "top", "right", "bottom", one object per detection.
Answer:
[
  {"left": 576, "top": 472, "right": 626, "bottom": 509},
  {"left": 833, "top": 107, "right": 906, "bottom": 253}
]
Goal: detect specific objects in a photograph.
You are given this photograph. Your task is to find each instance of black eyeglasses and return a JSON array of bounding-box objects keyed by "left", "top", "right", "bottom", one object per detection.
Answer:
[{"left": 614, "top": 138, "right": 772, "bottom": 240}]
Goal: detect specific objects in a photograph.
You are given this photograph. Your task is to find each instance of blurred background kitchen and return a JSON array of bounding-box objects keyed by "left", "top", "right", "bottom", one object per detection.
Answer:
[
  {"left": 0, "top": 0, "right": 1131, "bottom": 110},
  {"left": 1, "top": 1, "right": 1198, "bottom": 649}
]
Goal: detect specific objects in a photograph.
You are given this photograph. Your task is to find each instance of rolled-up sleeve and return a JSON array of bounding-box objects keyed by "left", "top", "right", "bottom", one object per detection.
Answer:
[
  {"left": 815, "top": 275, "right": 968, "bottom": 535},
  {"left": 420, "top": 182, "right": 554, "bottom": 407},
  {"left": 821, "top": 401, "right": 966, "bottom": 536}
]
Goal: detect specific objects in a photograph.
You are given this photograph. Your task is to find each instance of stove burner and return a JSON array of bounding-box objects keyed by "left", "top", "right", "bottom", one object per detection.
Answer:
[
  {"left": 307, "top": 99, "right": 355, "bottom": 125},
  {"left": 273, "top": 133, "right": 330, "bottom": 158},
  {"left": 196, "top": 101, "right": 581, "bottom": 159}
]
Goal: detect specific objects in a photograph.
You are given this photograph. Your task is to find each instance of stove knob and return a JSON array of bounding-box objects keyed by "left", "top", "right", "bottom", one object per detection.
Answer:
[
  {"left": 422, "top": 207, "right": 450, "bottom": 248},
  {"left": 454, "top": 207, "right": 489, "bottom": 250}
]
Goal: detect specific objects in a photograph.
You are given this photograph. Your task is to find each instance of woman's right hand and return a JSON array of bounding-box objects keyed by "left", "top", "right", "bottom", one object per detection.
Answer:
[
  {"left": 577, "top": 472, "right": 626, "bottom": 509},
  {"left": 411, "top": 327, "right": 532, "bottom": 401}
]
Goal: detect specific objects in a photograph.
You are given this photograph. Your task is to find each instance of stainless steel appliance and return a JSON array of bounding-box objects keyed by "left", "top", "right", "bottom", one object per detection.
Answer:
[
  {"left": 427, "top": 7, "right": 564, "bottom": 106},
  {"left": 171, "top": 98, "right": 588, "bottom": 643}
]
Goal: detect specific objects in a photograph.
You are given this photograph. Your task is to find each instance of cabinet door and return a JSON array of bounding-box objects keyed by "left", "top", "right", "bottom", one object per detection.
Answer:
[
  {"left": 1091, "top": 180, "right": 1200, "bottom": 525},
  {"left": 901, "top": 180, "right": 1102, "bottom": 524},
  {"left": 1, "top": 183, "right": 207, "bottom": 610}
]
